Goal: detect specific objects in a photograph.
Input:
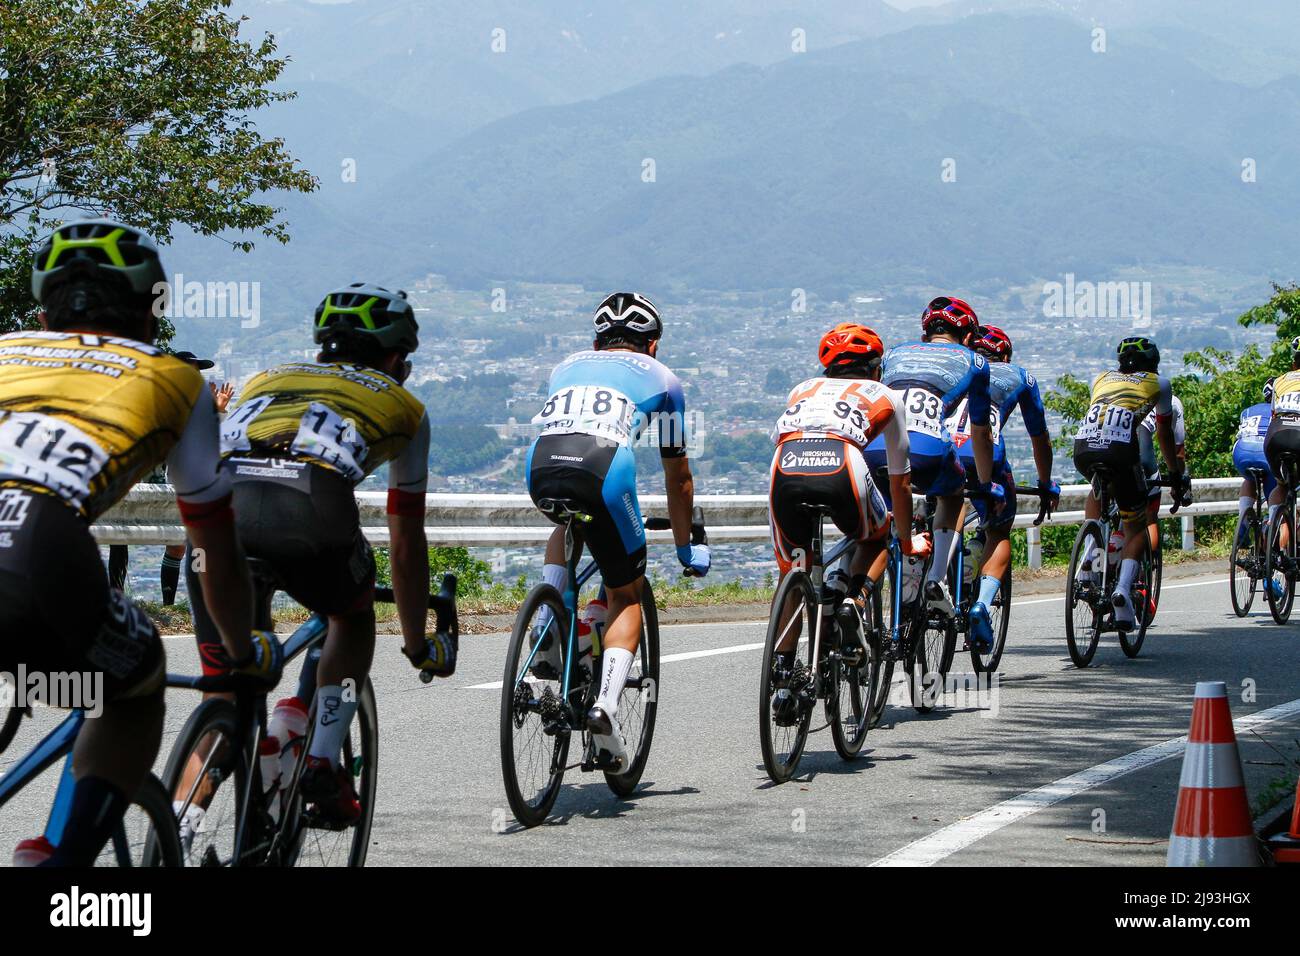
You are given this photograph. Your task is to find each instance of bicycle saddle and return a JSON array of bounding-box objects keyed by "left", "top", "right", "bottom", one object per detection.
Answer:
[{"left": 536, "top": 497, "right": 592, "bottom": 521}]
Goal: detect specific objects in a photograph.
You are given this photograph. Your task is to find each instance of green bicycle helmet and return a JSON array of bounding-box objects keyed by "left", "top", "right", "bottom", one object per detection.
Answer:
[
  {"left": 313, "top": 283, "right": 419, "bottom": 354},
  {"left": 1117, "top": 335, "right": 1160, "bottom": 373},
  {"left": 31, "top": 218, "right": 166, "bottom": 305}
]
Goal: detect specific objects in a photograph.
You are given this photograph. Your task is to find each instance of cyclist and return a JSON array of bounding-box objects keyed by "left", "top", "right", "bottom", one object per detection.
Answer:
[
  {"left": 768, "top": 323, "right": 932, "bottom": 722},
  {"left": 187, "top": 282, "right": 442, "bottom": 825},
  {"left": 1072, "top": 336, "right": 1188, "bottom": 631},
  {"left": 1234, "top": 379, "right": 1275, "bottom": 545},
  {"left": 1264, "top": 339, "right": 1300, "bottom": 559},
  {"left": 960, "top": 325, "right": 1059, "bottom": 650},
  {"left": 526, "top": 291, "right": 709, "bottom": 771},
  {"left": 865, "top": 296, "right": 1000, "bottom": 614},
  {"left": 1137, "top": 391, "right": 1185, "bottom": 556},
  {"left": 0, "top": 219, "right": 265, "bottom": 866}
]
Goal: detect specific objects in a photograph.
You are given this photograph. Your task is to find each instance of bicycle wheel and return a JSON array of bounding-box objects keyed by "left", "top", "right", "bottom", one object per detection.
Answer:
[
  {"left": 1229, "top": 511, "right": 1258, "bottom": 617},
  {"left": 1065, "top": 520, "right": 1104, "bottom": 668},
  {"left": 604, "top": 583, "right": 661, "bottom": 797},
  {"left": 1149, "top": 531, "right": 1163, "bottom": 623},
  {"left": 284, "top": 677, "right": 378, "bottom": 867},
  {"left": 162, "top": 696, "right": 247, "bottom": 867},
  {"left": 1120, "top": 535, "right": 1154, "bottom": 658},
  {"left": 868, "top": 562, "right": 897, "bottom": 727},
  {"left": 907, "top": 597, "right": 952, "bottom": 713},
  {"left": 500, "top": 584, "right": 573, "bottom": 826},
  {"left": 970, "top": 561, "right": 1012, "bottom": 674},
  {"left": 758, "top": 570, "right": 816, "bottom": 783},
  {"left": 1267, "top": 504, "right": 1296, "bottom": 624},
  {"left": 830, "top": 591, "right": 877, "bottom": 760},
  {"left": 102, "top": 775, "right": 183, "bottom": 867}
]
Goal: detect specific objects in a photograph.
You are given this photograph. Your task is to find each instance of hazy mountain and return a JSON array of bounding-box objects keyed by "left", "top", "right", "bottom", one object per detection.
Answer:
[{"left": 362, "top": 13, "right": 1300, "bottom": 295}]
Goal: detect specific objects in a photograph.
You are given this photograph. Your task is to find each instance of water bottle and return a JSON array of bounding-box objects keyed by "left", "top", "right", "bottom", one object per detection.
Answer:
[
  {"left": 269, "top": 696, "right": 309, "bottom": 787},
  {"left": 577, "top": 599, "right": 604, "bottom": 675},
  {"left": 1107, "top": 530, "right": 1124, "bottom": 568},
  {"left": 901, "top": 555, "right": 924, "bottom": 603},
  {"left": 11, "top": 836, "right": 54, "bottom": 867},
  {"left": 258, "top": 737, "right": 282, "bottom": 823},
  {"left": 964, "top": 537, "right": 984, "bottom": 585}
]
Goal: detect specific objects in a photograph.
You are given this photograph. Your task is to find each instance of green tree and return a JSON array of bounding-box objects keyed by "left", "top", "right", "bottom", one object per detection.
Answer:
[
  {"left": 373, "top": 546, "right": 494, "bottom": 598},
  {"left": 0, "top": 0, "right": 316, "bottom": 332},
  {"left": 1044, "top": 283, "right": 1300, "bottom": 477}
]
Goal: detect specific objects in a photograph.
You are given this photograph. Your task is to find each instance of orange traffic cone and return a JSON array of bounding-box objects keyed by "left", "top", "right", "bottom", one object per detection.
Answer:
[
  {"left": 1167, "top": 681, "right": 1260, "bottom": 867},
  {"left": 1266, "top": 776, "right": 1300, "bottom": 864}
]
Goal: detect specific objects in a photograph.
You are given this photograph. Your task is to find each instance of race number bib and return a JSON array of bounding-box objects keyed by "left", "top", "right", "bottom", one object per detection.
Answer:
[
  {"left": 220, "top": 395, "right": 275, "bottom": 454},
  {"left": 0, "top": 411, "right": 109, "bottom": 510},
  {"left": 1077, "top": 401, "right": 1135, "bottom": 445},
  {"left": 291, "top": 402, "right": 369, "bottom": 481},
  {"left": 946, "top": 399, "right": 1000, "bottom": 447},
  {"left": 901, "top": 387, "right": 946, "bottom": 439},
  {"left": 534, "top": 385, "right": 636, "bottom": 445},
  {"left": 1238, "top": 415, "right": 1262, "bottom": 441},
  {"left": 775, "top": 387, "right": 872, "bottom": 447},
  {"left": 1276, "top": 392, "right": 1300, "bottom": 415}
]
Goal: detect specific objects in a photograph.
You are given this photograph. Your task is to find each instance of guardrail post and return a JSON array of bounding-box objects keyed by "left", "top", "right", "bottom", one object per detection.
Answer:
[
  {"left": 1181, "top": 514, "right": 1194, "bottom": 551},
  {"left": 1027, "top": 525, "right": 1042, "bottom": 570}
]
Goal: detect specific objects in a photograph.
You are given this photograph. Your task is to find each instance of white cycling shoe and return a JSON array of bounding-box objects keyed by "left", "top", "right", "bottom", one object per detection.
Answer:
[
  {"left": 586, "top": 705, "right": 630, "bottom": 774},
  {"left": 1111, "top": 589, "right": 1136, "bottom": 632}
]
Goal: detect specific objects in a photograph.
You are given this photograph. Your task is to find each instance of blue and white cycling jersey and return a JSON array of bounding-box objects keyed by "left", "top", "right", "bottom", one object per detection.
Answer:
[
  {"left": 526, "top": 349, "right": 687, "bottom": 562},
  {"left": 1233, "top": 401, "right": 1275, "bottom": 495},
  {"left": 531, "top": 349, "right": 687, "bottom": 455},
  {"left": 953, "top": 361, "right": 1047, "bottom": 464},
  {"left": 865, "top": 342, "right": 990, "bottom": 497}
]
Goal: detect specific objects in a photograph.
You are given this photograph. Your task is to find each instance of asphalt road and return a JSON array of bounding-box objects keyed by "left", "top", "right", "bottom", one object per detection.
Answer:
[{"left": 3, "top": 570, "right": 1299, "bottom": 866}]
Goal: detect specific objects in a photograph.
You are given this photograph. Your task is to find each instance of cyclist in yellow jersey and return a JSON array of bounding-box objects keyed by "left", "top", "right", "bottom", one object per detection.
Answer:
[
  {"left": 185, "top": 282, "right": 439, "bottom": 825},
  {"left": 1072, "top": 336, "right": 1188, "bottom": 630},
  {"left": 0, "top": 219, "right": 270, "bottom": 866},
  {"left": 1262, "top": 337, "right": 1300, "bottom": 557}
]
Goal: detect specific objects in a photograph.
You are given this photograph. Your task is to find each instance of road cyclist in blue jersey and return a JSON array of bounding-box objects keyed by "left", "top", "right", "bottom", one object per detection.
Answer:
[
  {"left": 866, "top": 295, "right": 1003, "bottom": 618},
  {"left": 525, "top": 292, "right": 709, "bottom": 770},
  {"left": 954, "top": 325, "right": 1060, "bottom": 651}
]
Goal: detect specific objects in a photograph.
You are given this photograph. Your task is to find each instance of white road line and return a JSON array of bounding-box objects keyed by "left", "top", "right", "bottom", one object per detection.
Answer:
[{"left": 870, "top": 695, "right": 1300, "bottom": 867}]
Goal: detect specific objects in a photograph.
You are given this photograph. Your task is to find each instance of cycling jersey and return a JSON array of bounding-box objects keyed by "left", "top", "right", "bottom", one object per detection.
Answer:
[
  {"left": 1233, "top": 401, "right": 1275, "bottom": 496},
  {"left": 220, "top": 361, "right": 430, "bottom": 499},
  {"left": 1075, "top": 370, "right": 1172, "bottom": 453},
  {"left": 532, "top": 349, "right": 686, "bottom": 455},
  {"left": 772, "top": 376, "right": 909, "bottom": 473},
  {"left": 527, "top": 349, "right": 687, "bottom": 588},
  {"left": 768, "top": 376, "right": 905, "bottom": 573},
  {"left": 864, "top": 342, "right": 990, "bottom": 497},
  {"left": 1265, "top": 372, "right": 1300, "bottom": 485},
  {"left": 952, "top": 361, "right": 1047, "bottom": 461},
  {"left": 1138, "top": 394, "right": 1185, "bottom": 475},
  {"left": 0, "top": 329, "right": 228, "bottom": 703},
  {"left": 0, "top": 330, "right": 229, "bottom": 520},
  {"left": 1073, "top": 369, "right": 1171, "bottom": 523}
]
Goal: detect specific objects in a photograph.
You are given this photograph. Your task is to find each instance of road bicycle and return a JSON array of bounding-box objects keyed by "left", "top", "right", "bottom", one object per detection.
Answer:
[
  {"left": 1265, "top": 455, "right": 1300, "bottom": 624},
  {"left": 1230, "top": 465, "right": 1273, "bottom": 617},
  {"left": 951, "top": 485, "right": 1053, "bottom": 675},
  {"left": 0, "top": 687, "right": 182, "bottom": 867},
  {"left": 1065, "top": 471, "right": 1185, "bottom": 667},
  {"left": 499, "top": 501, "right": 705, "bottom": 826},
  {"left": 758, "top": 504, "right": 883, "bottom": 783},
  {"left": 163, "top": 563, "right": 458, "bottom": 866}
]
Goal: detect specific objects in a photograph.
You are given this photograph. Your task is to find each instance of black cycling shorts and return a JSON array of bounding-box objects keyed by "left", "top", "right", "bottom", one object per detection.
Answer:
[
  {"left": 527, "top": 434, "right": 647, "bottom": 589},
  {"left": 0, "top": 488, "right": 163, "bottom": 701},
  {"left": 1265, "top": 415, "right": 1300, "bottom": 485},
  {"left": 188, "top": 459, "right": 374, "bottom": 676},
  {"left": 769, "top": 438, "right": 889, "bottom": 574},
  {"left": 1073, "top": 440, "right": 1148, "bottom": 524}
]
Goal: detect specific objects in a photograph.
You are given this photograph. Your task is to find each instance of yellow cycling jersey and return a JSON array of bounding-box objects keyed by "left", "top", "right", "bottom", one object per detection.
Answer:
[
  {"left": 221, "top": 361, "right": 426, "bottom": 484},
  {"left": 1271, "top": 370, "right": 1300, "bottom": 417},
  {"left": 1075, "top": 369, "right": 1172, "bottom": 449},
  {"left": 0, "top": 330, "right": 204, "bottom": 520}
]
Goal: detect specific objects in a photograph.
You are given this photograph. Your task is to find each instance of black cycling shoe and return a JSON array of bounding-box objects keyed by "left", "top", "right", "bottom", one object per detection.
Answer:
[
  {"left": 924, "top": 579, "right": 954, "bottom": 616},
  {"left": 835, "top": 603, "right": 865, "bottom": 666}
]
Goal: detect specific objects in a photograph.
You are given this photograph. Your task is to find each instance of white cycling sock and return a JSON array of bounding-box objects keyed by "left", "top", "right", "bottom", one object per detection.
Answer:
[
  {"left": 1116, "top": 558, "right": 1139, "bottom": 597},
  {"left": 1239, "top": 496, "right": 1253, "bottom": 522},
  {"left": 595, "top": 647, "right": 635, "bottom": 717},
  {"left": 927, "top": 529, "right": 958, "bottom": 583},
  {"left": 307, "top": 685, "right": 359, "bottom": 768}
]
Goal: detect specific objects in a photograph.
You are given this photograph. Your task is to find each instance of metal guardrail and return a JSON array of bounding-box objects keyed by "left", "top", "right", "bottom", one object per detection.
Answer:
[{"left": 93, "top": 478, "right": 1242, "bottom": 568}]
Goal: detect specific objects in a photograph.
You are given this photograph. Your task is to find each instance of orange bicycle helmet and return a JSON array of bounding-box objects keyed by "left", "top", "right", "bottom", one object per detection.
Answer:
[{"left": 819, "top": 322, "right": 885, "bottom": 374}]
